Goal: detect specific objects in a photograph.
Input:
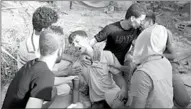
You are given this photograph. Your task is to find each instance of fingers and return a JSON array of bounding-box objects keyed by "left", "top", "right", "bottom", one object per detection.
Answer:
[
  {"left": 70, "top": 76, "right": 79, "bottom": 80},
  {"left": 73, "top": 66, "right": 82, "bottom": 74}
]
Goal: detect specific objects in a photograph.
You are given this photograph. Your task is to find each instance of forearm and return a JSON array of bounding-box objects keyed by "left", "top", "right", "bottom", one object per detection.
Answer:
[
  {"left": 53, "top": 68, "right": 70, "bottom": 77},
  {"left": 120, "top": 63, "right": 137, "bottom": 74},
  {"left": 113, "top": 73, "right": 127, "bottom": 91},
  {"left": 54, "top": 76, "right": 73, "bottom": 86},
  {"left": 163, "top": 53, "right": 176, "bottom": 61}
]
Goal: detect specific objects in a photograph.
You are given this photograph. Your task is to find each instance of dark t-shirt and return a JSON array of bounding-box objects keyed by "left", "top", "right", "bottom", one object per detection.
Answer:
[
  {"left": 2, "top": 59, "right": 55, "bottom": 109},
  {"left": 95, "top": 21, "right": 140, "bottom": 65}
]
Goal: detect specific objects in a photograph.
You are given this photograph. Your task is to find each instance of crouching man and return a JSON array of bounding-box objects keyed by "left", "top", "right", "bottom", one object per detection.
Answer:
[
  {"left": 2, "top": 26, "right": 78, "bottom": 108},
  {"left": 68, "top": 30, "right": 128, "bottom": 108}
]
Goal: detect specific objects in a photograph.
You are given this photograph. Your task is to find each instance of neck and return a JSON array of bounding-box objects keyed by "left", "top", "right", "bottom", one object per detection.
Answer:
[
  {"left": 38, "top": 55, "right": 56, "bottom": 71},
  {"left": 34, "top": 30, "right": 41, "bottom": 36},
  {"left": 85, "top": 46, "right": 94, "bottom": 58},
  {"left": 120, "top": 19, "right": 132, "bottom": 30}
]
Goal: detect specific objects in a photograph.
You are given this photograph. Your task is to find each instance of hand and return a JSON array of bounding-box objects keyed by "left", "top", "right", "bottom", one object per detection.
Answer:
[
  {"left": 68, "top": 76, "right": 79, "bottom": 80},
  {"left": 89, "top": 38, "right": 97, "bottom": 47},
  {"left": 68, "top": 66, "right": 82, "bottom": 76},
  {"left": 109, "top": 64, "right": 122, "bottom": 70},
  {"left": 116, "top": 90, "right": 127, "bottom": 102},
  {"left": 81, "top": 55, "right": 92, "bottom": 66}
]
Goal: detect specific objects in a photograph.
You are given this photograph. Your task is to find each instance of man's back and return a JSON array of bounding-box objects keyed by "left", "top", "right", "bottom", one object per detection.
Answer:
[{"left": 2, "top": 59, "right": 55, "bottom": 108}]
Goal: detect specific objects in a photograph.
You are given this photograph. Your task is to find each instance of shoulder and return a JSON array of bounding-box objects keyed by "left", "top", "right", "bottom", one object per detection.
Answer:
[
  {"left": 32, "top": 62, "right": 54, "bottom": 80},
  {"left": 132, "top": 70, "right": 153, "bottom": 87},
  {"left": 106, "top": 21, "right": 121, "bottom": 30},
  {"left": 100, "top": 50, "right": 117, "bottom": 64},
  {"left": 152, "top": 24, "right": 167, "bottom": 33},
  {"left": 101, "top": 50, "right": 113, "bottom": 58}
]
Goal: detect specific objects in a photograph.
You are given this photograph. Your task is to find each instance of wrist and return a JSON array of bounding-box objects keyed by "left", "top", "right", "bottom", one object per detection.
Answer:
[{"left": 121, "top": 88, "right": 127, "bottom": 92}]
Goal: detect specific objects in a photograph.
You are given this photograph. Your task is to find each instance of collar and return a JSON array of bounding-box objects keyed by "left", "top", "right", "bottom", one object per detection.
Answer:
[
  {"left": 92, "top": 48, "right": 101, "bottom": 62},
  {"left": 137, "top": 54, "right": 164, "bottom": 66},
  {"left": 26, "top": 30, "right": 36, "bottom": 53}
]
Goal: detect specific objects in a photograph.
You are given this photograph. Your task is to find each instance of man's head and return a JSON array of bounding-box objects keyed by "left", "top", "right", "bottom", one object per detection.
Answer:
[
  {"left": 39, "top": 25, "right": 64, "bottom": 63},
  {"left": 141, "top": 11, "right": 156, "bottom": 30},
  {"left": 68, "top": 30, "right": 90, "bottom": 54},
  {"left": 124, "top": 3, "right": 146, "bottom": 29},
  {"left": 32, "top": 6, "right": 58, "bottom": 32}
]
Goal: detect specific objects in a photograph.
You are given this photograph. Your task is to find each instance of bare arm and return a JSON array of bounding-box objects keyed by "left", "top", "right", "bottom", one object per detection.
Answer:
[
  {"left": 164, "top": 29, "right": 177, "bottom": 61},
  {"left": 106, "top": 51, "right": 127, "bottom": 100},
  {"left": 129, "top": 71, "right": 152, "bottom": 108},
  {"left": 26, "top": 97, "right": 44, "bottom": 108},
  {"left": 113, "top": 73, "right": 127, "bottom": 92},
  {"left": 54, "top": 76, "right": 78, "bottom": 86}
]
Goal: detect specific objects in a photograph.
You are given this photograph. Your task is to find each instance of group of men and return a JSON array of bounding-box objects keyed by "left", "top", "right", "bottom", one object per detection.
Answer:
[{"left": 2, "top": 3, "right": 190, "bottom": 109}]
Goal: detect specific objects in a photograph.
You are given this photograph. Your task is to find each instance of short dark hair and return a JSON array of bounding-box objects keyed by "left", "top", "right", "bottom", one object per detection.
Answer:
[
  {"left": 125, "top": 3, "right": 146, "bottom": 19},
  {"left": 68, "top": 30, "right": 88, "bottom": 44},
  {"left": 39, "top": 25, "right": 64, "bottom": 56},
  {"left": 32, "top": 6, "right": 58, "bottom": 32},
  {"left": 145, "top": 11, "right": 156, "bottom": 24}
]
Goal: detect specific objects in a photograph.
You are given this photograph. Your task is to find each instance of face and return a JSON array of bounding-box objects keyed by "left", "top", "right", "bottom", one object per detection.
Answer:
[
  {"left": 55, "top": 48, "right": 62, "bottom": 63},
  {"left": 72, "top": 35, "right": 89, "bottom": 54},
  {"left": 131, "top": 14, "right": 146, "bottom": 29},
  {"left": 140, "top": 18, "right": 153, "bottom": 30}
]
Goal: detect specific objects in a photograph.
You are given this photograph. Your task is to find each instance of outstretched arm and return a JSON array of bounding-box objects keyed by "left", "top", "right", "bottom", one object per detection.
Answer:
[
  {"left": 164, "top": 29, "right": 177, "bottom": 61},
  {"left": 129, "top": 71, "right": 152, "bottom": 108},
  {"left": 105, "top": 51, "right": 128, "bottom": 101}
]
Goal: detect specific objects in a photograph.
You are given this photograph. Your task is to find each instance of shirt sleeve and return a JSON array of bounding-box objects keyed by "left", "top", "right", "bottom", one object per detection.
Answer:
[
  {"left": 103, "top": 51, "right": 121, "bottom": 74},
  {"left": 30, "top": 73, "right": 55, "bottom": 101},
  {"left": 129, "top": 70, "right": 152, "bottom": 100},
  {"left": 94, "top": 25, "right": 111, "bottom": 42},
  {"left": 17, "top": 42, "right": 29, "bottom": 69}
]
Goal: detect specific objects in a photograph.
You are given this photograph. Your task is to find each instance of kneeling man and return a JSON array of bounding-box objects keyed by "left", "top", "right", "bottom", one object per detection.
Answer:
[{"left": 68, "top": 30, "right": 128, "bottom": 108}]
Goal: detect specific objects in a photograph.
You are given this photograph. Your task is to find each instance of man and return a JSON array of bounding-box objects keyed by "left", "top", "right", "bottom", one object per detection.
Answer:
[
  {"left": 17, "top": 6, "right": 81, "bottom": 96},
  {"left": 130, "top": 11, "right": 174, "bottom": 108},
  {"left": 68, "top": 30, "right": 127, "bottom": 108},
  {"left": 112, "top": 12, "right": 190, "bottom": 108},
  {"left": 89, "top": 3, "right": 147, "bottom": 91},
  {"left": 2, "top": 26, "right": 77, "bottom": 108},
  {"left": 90, "top": 3, "right": 146, "bottom": 65},
  {"left": 141, "top": 12, "right": 190, "bottom": 108},
  {"left": 111, "top": 12, "right": 173, "bottom": 108}
]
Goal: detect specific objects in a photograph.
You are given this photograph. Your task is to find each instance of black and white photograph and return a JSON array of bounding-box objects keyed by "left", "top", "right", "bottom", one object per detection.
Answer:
[{"left": 1, "top": 1, "right": 191, "bottom": 108}]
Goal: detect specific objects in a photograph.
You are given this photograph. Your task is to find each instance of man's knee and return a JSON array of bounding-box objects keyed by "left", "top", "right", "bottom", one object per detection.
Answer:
[
  {"left": 105, "top": 88, "right": 125, "bottom": 108},
  {"left": 173, "top": 74, "right": 190, "bottom": 107},
  {"left": 56, "top": 83, "right": 71, "bottom": 96},
  {"left": 52, "top": 87, "right": 58, "bottom": 99}
]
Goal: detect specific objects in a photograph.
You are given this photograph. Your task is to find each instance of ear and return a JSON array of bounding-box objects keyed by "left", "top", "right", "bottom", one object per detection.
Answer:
[
  {"left": 130, "top": 16, "right": 135, "bottom": 22},
  {"left": 58, "top": 48, "right": 63, "bottom": 57}
]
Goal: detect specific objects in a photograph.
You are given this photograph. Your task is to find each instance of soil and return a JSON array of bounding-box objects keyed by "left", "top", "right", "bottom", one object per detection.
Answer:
[{"left": 1, "top": 1, "right": 191, "bottom": 108}]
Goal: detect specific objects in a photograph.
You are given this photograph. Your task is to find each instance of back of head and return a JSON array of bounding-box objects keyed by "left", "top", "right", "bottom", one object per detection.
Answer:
[
  {"left": 68, "top": 30, "right": 88, "bottom": 44},
  {"left": 39, "top": 25, "right": 64, "bottom": 56},
  {"left": 32, "top": 6, "right": 58, "bottom": 32},
  {"left": 145, "top": 11, "right": 156, "bottom": 24},
  {"left": 125, "top": 3, "right": 146, "bottom": 19}
]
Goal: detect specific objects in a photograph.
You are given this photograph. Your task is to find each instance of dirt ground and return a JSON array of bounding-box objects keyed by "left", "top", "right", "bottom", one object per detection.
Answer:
[{"left": 1, "top": 1, "right": 191, "bottom": 108}]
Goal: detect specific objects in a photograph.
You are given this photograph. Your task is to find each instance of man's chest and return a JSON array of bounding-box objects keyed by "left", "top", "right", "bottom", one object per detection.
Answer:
[{"left": 108, "top": 30, "right": 136, "bottom": 45}]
